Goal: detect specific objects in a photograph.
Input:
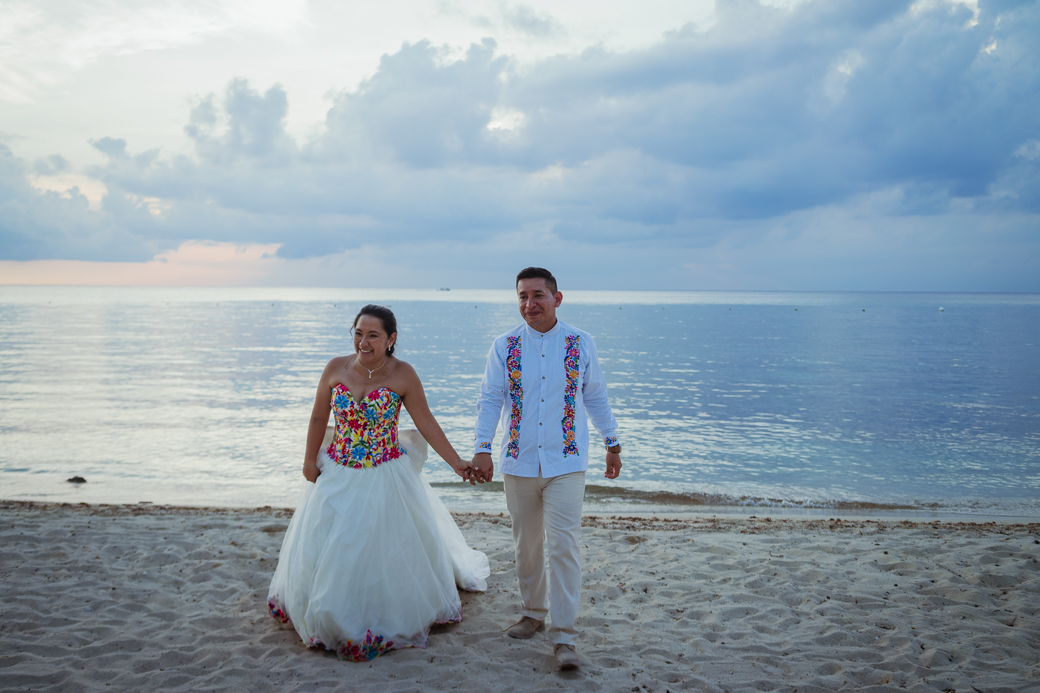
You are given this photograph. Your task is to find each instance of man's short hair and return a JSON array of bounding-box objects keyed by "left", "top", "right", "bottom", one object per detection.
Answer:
[{"left": 515, "top": 267, "right": 557, "bottom": 294}]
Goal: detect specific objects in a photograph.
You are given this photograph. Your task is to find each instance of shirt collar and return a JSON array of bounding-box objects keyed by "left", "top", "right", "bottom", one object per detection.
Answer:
[{"left": 524, "top": 319, "right": 561, "bottom": 339}]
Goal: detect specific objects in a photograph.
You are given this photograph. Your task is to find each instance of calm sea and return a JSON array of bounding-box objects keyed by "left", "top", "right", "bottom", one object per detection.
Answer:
[{"left": 1, "top": 287, "right": 1038, "bottom": 518}]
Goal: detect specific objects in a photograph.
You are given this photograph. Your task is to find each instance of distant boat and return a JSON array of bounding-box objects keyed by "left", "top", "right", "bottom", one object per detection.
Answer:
[{"left": 438, "top": 287, "right": 451, "bottom": 291}]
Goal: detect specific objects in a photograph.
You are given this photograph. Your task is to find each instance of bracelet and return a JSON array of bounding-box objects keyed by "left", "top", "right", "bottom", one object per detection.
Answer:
[{"left": 303, "top": 464, "right": 318, "bottom": 469}]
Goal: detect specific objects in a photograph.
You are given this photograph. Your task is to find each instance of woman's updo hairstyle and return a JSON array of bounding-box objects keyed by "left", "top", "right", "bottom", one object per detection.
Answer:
[{"left": 352, "top": 304, "right": 398, "bottom": 356}]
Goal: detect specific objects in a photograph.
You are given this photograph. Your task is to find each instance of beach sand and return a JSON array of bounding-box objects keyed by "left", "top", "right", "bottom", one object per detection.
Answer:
[{"left": 1, "top": 501, "right": 1037, "bottom": 692}]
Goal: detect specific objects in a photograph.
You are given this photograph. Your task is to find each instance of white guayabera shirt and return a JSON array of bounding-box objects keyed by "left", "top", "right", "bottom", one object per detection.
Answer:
[{"left": 474, "top": 320, "right": 619, "bottom": 478}]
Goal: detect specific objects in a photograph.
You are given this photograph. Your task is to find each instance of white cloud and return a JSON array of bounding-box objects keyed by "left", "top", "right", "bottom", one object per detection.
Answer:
[
  {"left": 1015, "top": 141, "right": 1040, "bottom": 162},
  {"left": 0, "top": 0, "right": 309, "bottom": 103},
  {"left": 486, "top": 106, "right": 526, "bottom": 132},
  {"left": 823, "top": 51, "right": 865, "bottom": 103}
]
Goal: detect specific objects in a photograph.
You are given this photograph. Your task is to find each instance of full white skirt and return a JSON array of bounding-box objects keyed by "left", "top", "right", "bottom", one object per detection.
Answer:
[{"left": 267, "top": 429, "right": 489, "bottom": 660}]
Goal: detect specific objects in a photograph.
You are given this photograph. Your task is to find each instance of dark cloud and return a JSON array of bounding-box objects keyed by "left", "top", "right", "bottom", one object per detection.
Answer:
[
  {"left": 502, "top": 4, "right": 564, "bottom": 38},
  {"left": 32, "top": 154, "right": 69, "bottom": 175},
  {"left": 316, "top": 39, "right": 508, "bottom": 168},
  {"left": 91, "top": 137, "right": 128, "bottom": 158},
  {"left": 0, "top": 144, "right": 143, "bottom": 261},
  {"left": 185, "top": 79, "right": 296, "bottom": 164},
  {"left": 1, "top": 0, "right": 1037, "bottom": 289}
]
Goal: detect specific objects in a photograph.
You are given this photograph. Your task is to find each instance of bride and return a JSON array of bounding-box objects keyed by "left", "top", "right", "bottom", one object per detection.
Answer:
[{"left": 267, "top": 304, "right": 490, "bottom": 661}]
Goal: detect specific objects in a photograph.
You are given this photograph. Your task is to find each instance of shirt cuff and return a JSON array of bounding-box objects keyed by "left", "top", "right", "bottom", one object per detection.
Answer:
[
  {"left": 475, "top": 441, "right": 493, "bottom": 454},
  {"left": 604, "top": 435, "right": 619, "bottom": 447}
]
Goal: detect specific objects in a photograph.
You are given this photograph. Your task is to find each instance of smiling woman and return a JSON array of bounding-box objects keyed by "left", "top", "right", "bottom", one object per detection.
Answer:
[{"left": 266, "top": 301, "right": 490, "bottom": 661}]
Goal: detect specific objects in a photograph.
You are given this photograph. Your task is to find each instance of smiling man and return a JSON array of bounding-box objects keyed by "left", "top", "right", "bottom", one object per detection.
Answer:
[{"left": 470, "top": 266, "right": 622, "bottom": 671}]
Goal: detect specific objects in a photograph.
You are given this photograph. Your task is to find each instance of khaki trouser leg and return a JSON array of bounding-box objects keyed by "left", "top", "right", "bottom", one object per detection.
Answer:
[{"left": 504, "top": 470, "right": 586, "bottom": 646}]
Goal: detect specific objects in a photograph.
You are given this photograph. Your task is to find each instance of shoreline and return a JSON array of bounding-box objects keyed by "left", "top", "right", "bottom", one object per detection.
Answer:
[
  {"left": 4, "top": 498, "right": 1038, "bottom": 525},
  {"left": 2, "top": 500, "right": 1038, "bottom": 692}
]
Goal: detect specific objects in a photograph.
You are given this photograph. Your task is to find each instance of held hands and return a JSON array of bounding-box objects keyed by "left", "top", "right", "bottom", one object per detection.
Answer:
[
  {"left": 455, "top": 453, "right": 494, "bottom": 485},
  {"left": 605, "top": 452, "right": 622, "bottom": 479}
]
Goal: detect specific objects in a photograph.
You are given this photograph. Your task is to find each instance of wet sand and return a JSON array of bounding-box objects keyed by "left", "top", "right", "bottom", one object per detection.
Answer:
[{"left": 1, "top": 501, "right": 1038, "bottom": 692}]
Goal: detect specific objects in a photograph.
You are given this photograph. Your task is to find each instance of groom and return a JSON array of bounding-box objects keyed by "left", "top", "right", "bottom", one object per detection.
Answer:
[{"left": 470, "top": 267, "right": 622, "bottom": 671}]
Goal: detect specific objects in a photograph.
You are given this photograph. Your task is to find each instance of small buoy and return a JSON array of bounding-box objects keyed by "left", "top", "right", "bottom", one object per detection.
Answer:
[
  {"left": 67, "top": 476, "right": 86, "bottom": 484},
  {"left": 795, "top": 308, "right": 798, "bottom": 311},
  {"left": 862, "top": 309, "right": 866, "bottom": 312},
  {"left": 939, "top": 307, "right": 944, "bottom": 312}
]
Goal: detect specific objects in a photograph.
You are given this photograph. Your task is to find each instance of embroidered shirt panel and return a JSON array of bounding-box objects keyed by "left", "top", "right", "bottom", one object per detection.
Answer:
[
  {"left": 506, "top": 335, "right": 523, "bottom": 459},
  {"left": 561, "top": 334, "right": 581, "bottom": 456}
]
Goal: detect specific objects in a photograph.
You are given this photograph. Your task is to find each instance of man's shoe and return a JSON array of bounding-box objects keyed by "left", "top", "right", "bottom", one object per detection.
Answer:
[
  {"left": 505, "top": 616, "right": 545, "bottom": 639},
  {"left": 554, "top": 644, "right": 579, "bottom": 670}
]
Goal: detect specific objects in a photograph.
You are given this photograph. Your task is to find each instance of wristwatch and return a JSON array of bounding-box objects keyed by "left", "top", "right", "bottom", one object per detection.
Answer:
[{"left": 606, "top": 443, "right": 621, "bottom": 454}]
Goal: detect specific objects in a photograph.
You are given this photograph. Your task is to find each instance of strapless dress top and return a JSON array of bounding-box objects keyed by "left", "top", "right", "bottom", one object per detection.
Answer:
[{"left": 326, "top": 384, "right": 405, "bottom": 468}]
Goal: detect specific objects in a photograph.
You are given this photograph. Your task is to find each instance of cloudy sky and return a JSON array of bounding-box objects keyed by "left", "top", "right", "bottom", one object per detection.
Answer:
[{"left": 1, "top": 0, "right": 1038, "bottom": 290}]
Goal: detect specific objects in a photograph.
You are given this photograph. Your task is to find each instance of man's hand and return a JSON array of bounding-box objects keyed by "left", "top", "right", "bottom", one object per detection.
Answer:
[
  {"left": 605, "top": 452, "right": 622, "bottom": 479},
  {"left": 470, "top": 453, "right": 494, "bottom": 484}
]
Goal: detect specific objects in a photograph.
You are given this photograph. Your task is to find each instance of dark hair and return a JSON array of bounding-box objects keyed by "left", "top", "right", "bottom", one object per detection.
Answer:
[
  {"left": 515, "top": 267, "right": 558, "bottom": 294},
  {"left": 352, "top": 304, "right": 398, "bottom": 355}
]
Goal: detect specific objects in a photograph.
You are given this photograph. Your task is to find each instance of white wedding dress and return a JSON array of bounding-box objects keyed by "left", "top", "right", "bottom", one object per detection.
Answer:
[{"left": 267, "top": 385, "right": 489, "bottom": 661}]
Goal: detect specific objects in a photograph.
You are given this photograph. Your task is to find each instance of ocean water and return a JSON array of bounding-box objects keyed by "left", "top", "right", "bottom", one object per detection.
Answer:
[{"left": 1, "top": 287, "right": 1038, "bottom": 518}]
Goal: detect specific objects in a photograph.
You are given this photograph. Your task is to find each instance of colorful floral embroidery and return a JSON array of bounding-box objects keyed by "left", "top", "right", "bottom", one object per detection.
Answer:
[
  {"left": 506, "top": 336, "right": 523, "bottom": 459},
  {"left": 338, "top": 630, "right": 395, "bottom": 662},
  {"left": 604, "top": 436, "right": 619, "bottom": 448},
  {"left": 561, "top": 334, "right": 581, "bottom": 457},
  {"left": 267, "top": 597, "right": 291, "bottom": 625},
  {"left": 327, "top": 385, "right": 405, "bottom": 468},
  {"left": 477, "top": 441, "right": 492, "bottom": 452}
]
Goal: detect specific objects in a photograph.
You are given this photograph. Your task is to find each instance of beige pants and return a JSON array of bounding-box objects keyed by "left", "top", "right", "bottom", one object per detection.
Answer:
[{"left": 503, "top": 470, "right": 586, "bottom": 646}]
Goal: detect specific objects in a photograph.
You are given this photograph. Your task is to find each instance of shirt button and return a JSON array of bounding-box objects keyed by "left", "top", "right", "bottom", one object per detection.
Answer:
[
  {"left": 542, "top": 376, "right": 545, "bottom": 379},
  {"left": 539, "top": 422, "right": 542, "bottom": 426},
  {"left": 538, "top": 445, "right": 542, "bottom": 448},
  {"left": 541, "top": 399, "right": 544, "bottom": 402}
]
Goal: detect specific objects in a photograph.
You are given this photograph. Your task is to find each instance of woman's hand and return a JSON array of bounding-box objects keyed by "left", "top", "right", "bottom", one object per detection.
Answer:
[
  {"left": 455, "top": 457, "right": 487, "bottom": 485},
  {"left": 303, "top": 463, "right": 321, "bottom": 483}
]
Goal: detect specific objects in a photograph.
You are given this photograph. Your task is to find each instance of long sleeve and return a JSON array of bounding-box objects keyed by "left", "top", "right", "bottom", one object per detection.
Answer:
[
  {"left": 474, "top": 339, "right": 506, "bottom": 454},
  {"left": 581, "top": 336, "right": 619, "bottom": 447}
]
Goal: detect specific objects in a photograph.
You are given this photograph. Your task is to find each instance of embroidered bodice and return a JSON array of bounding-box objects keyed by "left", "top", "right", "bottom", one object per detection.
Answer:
[{"left": 326, "top": 384, "right": 405, "bottom": 468}]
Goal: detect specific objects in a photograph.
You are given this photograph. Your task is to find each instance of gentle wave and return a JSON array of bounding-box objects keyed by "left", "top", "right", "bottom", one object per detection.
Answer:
[
  {"left": 430, "top": 481, "right": 912, "bottom": 510},
  {"left": 430, "top": 481, "right": 1040, "bottom": 517}
]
